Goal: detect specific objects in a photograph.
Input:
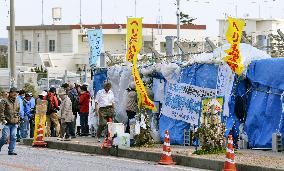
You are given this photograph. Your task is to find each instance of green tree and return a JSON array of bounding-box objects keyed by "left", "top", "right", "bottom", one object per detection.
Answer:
[
  {"left": 180, "top": 12, "right": 196, "bottom": 25},
  {"left": 22, "top": 80, "right": 38, "bottom": 97}
]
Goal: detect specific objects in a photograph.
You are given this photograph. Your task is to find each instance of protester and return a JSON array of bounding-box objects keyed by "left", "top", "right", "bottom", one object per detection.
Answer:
[
  {"left": 58, "top": 89, "right": 74, "bottom": 141},
  {"left": 16, "top": 90, "right": 25, "bottom": 142},
  {"left": 95, "top": 82, "right": 115, "bottom": 140},
  {"left": 75, "top": 83, "right": 82, "bottom": 135},
  {"left": 44, "top": 87, "right": 60, "bottom": 137},
  {"left": 28, "top": 93, "right": 36, "bottom": 138},
  {"left": 0, "top": 87, "right": 20, "bottom": 155},
  {"left": 125, "top": 82, "right": 138, "bottom": 133},
  {"left": 19, "top": 93, "right": 33, "bottom": 139},
  {"left": 67, "top": 83, "right": 79, "bottom": 138},
  {"left": 79, "top": 85, "right": 90, "bottom": 136}
]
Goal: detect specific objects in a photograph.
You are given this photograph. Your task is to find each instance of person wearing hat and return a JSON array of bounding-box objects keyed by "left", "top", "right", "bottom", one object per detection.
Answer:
[
  {"left": 15, "top": 89, "right": 26, "bottom": 142},
  {"left": 0, "top": 87, "right": 20, "bottom": 155},
  {"left": 28, "top": 93, "right": 36, "bottom": 139},
  {"left": 43, "top": 87, "right": 60, "bottom": 137},
  {"left": 18, "top": 93, "right": 33, "bottom": 139},
  {"left": 125, "top": 82, "right": 138, "bottom": 134},
  {"left": 58, "top": 88, "right": 74, "bottom": 141}
]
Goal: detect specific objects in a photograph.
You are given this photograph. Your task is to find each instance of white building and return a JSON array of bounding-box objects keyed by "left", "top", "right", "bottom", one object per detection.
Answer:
[
  {"left": 218, "top": 18, "right": 284, "bottom": 45},
  {"left": 7, "top": 23, "right": 207, "bottom": 71}
]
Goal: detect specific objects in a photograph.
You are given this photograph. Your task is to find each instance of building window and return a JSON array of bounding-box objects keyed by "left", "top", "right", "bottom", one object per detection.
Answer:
[
  {"left": 49, "top": 40, "right": 55, "bottom": 52},
  {"left": 15, "top": 41, "right": 17, "bottom": 51},
  {"left": 24, "top": 40, "right": 29, "bottom": 51},
  {"left": 28, "top": 41, "right": 31, "bottom": 52},
  {"left": 37, "top": 42, "right": 40, "bottom": 52}
]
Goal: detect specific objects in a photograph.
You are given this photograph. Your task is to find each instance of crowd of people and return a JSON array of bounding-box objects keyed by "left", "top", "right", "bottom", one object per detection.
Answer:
[{"left": 0, "top": 81, "right": 134, "bottom": 155}]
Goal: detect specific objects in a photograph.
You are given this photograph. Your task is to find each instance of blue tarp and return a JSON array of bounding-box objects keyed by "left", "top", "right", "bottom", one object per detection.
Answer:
[
  {"left": 224, "top": 78, "right": 247, "bottom": 144},
  {"left": 179, "top": 64, "right": 218, "bottom": 89},
  {"left": 159, "top": 115, "right": 190, "bottom": 144},
  {"left": 93, "top": 69, "right": 108, "bottom": 95},
  {"left": 245, "top": 58, "right": 284, "bottom": 148},
  {"left": 159, "top": 64, "right": 226, "bottom": 145}
]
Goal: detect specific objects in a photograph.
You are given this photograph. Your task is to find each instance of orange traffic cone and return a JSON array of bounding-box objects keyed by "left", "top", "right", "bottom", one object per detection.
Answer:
[
  {"left": 223, "top": 135, "right": 237, "bottom": 171},
  {"left": 101, "top": 118, "right": 113, "bottom": 149},
  {"left": 159, "top": 130, "right": 176, "bottom": 165},
  {"left": 32, "top": 124, "right": 47, "bottom": 147}
]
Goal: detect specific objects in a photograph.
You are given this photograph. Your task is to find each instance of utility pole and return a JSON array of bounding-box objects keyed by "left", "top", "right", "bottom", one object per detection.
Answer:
[
  {"left": 234, "top": 0, "right": 238, "bottom": 18},
  {"left": 10, "top": 0, "right": 16, "bottom": 88},
  {"left": 41, "top": 0, "right": 44, "bottom": 25},
  {"left": 259, "top": 0, "right": 261, "bottom": 18},
  {"left": 80, "top": 0, "right": 82, "bottom": 24},
  {"left": 84, "top": 64, "right": 87, "bottom": 83},
  {"left": 176, "top": 0, "right": 181, "bottom": 58},
  {"left": 100, "top": 0, "right": 103, "bottom": 24},
  {"left": 135, "top": 0, "right": 137, "bottom": 17}
]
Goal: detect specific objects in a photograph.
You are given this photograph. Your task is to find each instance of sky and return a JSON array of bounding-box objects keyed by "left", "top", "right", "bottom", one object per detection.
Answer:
[{"left": 1, "top": 0, "right": 284, "bottom": 38}]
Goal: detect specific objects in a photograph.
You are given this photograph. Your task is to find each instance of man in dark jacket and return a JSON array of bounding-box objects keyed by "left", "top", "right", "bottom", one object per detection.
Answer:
[
  {"left": 79, "top": 85, "right": 90, "bottom": 136},
  {"left": 0, "top": 87, "right": 20, "bottom": 155}
]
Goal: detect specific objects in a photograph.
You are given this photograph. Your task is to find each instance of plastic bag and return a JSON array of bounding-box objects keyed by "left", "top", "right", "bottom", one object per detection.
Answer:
[
  {"left": 0, "top": 123, "right": 4, "bottom": 137},
  {"left": 135, "top": 121, "right": 140, "bottom": 135}
]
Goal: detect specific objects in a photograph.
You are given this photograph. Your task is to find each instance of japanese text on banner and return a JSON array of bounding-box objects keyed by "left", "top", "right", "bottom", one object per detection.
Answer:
[
  {"left": 126, "top": 18, "right": 142, "bottom": 63},
  {"left": 224, "top": 17, "right": 245, "bottom": 75},
  {"left": 126, "top": 18, "right": 156, "bottom": 111},
  {"left": 87, "top": 29, "right": 103, "bottom": 68},
  {"left": 161, "top": 83, "right": 218, "bottom": 125}
]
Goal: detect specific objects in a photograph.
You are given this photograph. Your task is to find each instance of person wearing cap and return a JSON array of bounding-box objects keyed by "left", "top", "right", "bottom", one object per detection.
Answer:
[
  {"left": 95, "top": 82, "right": 115, "bottom": 139},
  {"left": 125, "top": 82, "right": 138, "bottom": 133},
  {"left": 16, "top": 89, "right": 25, "bottom": 142},
  {"left": 28, "top": 93, "right": 36, "bottom": 138},
  {"left": 0, "top": 87, "right": 20, "bottom": 155},
  {"left": 58, "top": 88, "right": 74, "bottom": 141},
  {"left": 18, "top": 93, "right": 33, "bottom": 139},
  {"left": 43, "top": 87, "right": 60, "bottom": 137},
  {"left": 68, "top": 83, "right": 80, "bottom": 137}
]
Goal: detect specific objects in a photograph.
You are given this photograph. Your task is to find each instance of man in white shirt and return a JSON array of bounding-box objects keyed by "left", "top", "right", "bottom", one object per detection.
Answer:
[{"left": 95, "top": 82, "right": 115, "bottom": 138}]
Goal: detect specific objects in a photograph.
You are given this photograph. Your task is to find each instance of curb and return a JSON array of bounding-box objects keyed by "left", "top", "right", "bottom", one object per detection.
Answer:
[{"left": 22, "top": 139, "right": 284, "bottom": 171}]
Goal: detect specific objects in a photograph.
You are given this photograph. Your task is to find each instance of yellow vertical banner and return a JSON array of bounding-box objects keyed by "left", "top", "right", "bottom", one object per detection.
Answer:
[
  {"left": 126, "top": 18, "right": 156, "bottom": 111},
  {"left": 224, "top": 17, "right": 245, "bottom": 75},
  {"left": 126, "top": 18, "right": 142, "bottom": 63}
]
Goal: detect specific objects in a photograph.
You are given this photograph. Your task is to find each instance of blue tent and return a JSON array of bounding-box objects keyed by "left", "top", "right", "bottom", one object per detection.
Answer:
[
  {"left": 245, "top": 58, "right": 284, "bottom": 148},
  {"left": 159, "top": 64, "right": 226, "bottom": 145}
]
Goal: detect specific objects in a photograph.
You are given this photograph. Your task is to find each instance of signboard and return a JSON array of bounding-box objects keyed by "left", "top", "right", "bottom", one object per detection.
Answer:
[{"left": 161, "top": 83, "right": 218, "bottom": 125}]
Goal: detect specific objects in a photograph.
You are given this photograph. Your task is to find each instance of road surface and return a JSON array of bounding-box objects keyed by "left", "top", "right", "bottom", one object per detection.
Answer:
[{"left": 0, "top": 145, "right": 210, "bottom": 171}]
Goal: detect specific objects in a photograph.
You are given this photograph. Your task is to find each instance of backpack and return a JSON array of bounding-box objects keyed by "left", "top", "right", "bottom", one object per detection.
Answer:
[
  {"left": 45, "top": 95, "right": 57, "bottom": 115},
  {"left": 69, "top": 91, "right": 80, "bottom": 113}
]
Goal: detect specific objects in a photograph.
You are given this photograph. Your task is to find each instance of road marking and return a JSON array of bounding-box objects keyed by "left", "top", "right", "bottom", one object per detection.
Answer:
[{"left": 0, "top": 162, "right": 42, "bottom": 171}]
